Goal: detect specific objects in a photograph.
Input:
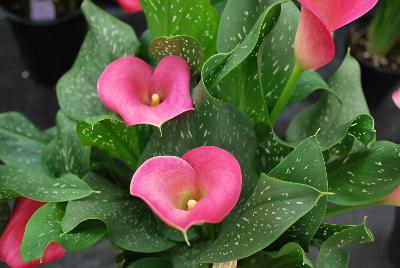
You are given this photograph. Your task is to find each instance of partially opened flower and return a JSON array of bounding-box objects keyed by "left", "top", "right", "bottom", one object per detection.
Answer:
[
  {"left": 294, "top": 0, "right": 378, "bottom": 70},
  {"left": 0, "top": 198, "right": 65, "bottom": 268},
  {"left": 98, "top": 55, "right": 193, "bottom": 128},
  {"left": 382, "top": 188, "right": 400, "bottom": 206},
  {"left": 393, "top": 88, "right": 400, "bottom": 109},
  {"left": 130, "top": 146, "right": 242, "bottom": 244},
  {"left": 117, "top": 0, "right": 142, "bottom": 13}
]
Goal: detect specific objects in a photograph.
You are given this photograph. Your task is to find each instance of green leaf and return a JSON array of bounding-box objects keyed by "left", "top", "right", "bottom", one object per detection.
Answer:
[
  {"left": 43, "top": 112, "right": 90, "bottom": 177},
  {"left": 0, "top": 112, "right": 50, "bottom": 169},
  {"left": 0, "top": 166, "right": 94, "bottom": 202},
  {"left": 62, "top": 172, "right": 175, "bottom": 252},
  {"left": 288, "top": 71, "right": 341, "bottom": 106},
  {"left": 0, "top": 202, "right": 10, "bottom": 234},
  {"left": 140, "top": 0, "right": 219, "bottom": 59},
  {"left": 286, "top": 54, "right": 375, "bottom": 154},
  {"left": 57, "top": 0, "right": 140, "bottom": 121},
  {"left": 257, "top": 1, "right": 299, "bottom": 110},
  {"left": 258, "top": 126, "right": 293, "bottom": 173},
  {"left": 150, "top": 35, "right": 204, "bottom": 74},
  {"left": 328, "top": 141, "right": 400, "bottom": 206},
  {"left": 21, "top": 202, "right": 105, "bottom": 262},
  {"left": 216, "top": 0, "right": 283, "bottom": 53},
  {"left": 140, "top": 88, "right": 258, "bottom": 200},
  {"left": 313, "top": 223, "right": 354, "bottom": 244},
  {"left": 190, "top": 175, "right": 324, "bottom": 264},
  {"left": 126, "top": 257, "right": 173, "bottom": 268},
  {"left": 316, "top": 220, "right": 374, "bottom": 268},
  {"left": 76, "top": 114, "right": 141, "bottom": 169},
  {"left": 241, "top": 242, "right": 313, "bottom": 268},
  {"left": 210, "top": 0, "right": 227, "bottom": 16},
  {"left": 268, "top": 136, "right": 327, "bottom": 248},
  {"left": 203, "top": 1, "right": 282, "bottom": 123}
]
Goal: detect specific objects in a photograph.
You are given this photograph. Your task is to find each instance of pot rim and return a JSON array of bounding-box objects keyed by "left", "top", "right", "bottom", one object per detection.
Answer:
[
  {"left": 0, "top": 5, "right": 81, "bottom": 26},
  {"left": 349, "top": 24, "right": 400, "bottom": 76}
]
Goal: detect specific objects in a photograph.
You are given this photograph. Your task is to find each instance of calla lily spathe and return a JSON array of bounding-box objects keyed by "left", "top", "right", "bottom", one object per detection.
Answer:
[
  {"left": 393, "top": 89, "right": 400, "bottom": 109},
  {"left": 0, "top": 198, "right": 64, "bottom": 268},
  {"left": 130, "top": 146, "right": 242, "bottom": 238},
  {"left": 294, "top": 0, "right": 378, "bottom": 70},
  {"left": 98, "top": 55, "right": 194, "bottom": 128},
  {"left": 117, "top": 0, "right": 142, "bottom": 13}
]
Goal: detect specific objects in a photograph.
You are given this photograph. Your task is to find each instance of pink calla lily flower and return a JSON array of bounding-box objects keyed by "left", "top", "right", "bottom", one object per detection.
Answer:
[
  {"left": 130, "top": 146, "right": 242, "bottom": 244},
  {"left": 98, "top": 56, "right": 194, "bottom": 128},
  {"left": 294, "top": 0, "right": 378, "bottom": 70},
  {"left": 392, "top": 89, "right": 400, "bottom": 109},
  {"left": 382, "top": 188, "right": 400, "bottom": 207},
  {"left": 117, "top": 0, "right": 142, "bottom": 13},
  {"left": 0, "top": 198, "right": 65, "bottom": 268}
]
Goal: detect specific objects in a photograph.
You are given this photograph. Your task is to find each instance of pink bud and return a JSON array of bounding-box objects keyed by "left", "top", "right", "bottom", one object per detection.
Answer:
[
  {"left": 0, "top": 198, "right": 64, "bottom": 268},
  {"left": 295, "top": 0, "right": 378, "bottom": 70},
  {"left": 117, "top": 0, "right": 142, "bottom": 13}
]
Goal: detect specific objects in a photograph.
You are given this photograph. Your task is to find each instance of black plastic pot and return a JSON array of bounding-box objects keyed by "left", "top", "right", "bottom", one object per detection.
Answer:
[
  {"left": 358, "top": 62, "right": 400, "bottom": 108},
  {"left": 2, "top": 8, "right": 87, "bottom": 86},
  {"left": 388, "top": 208, "right": 400, "bottom": 267},
  {"left": 349, "top": 22, "right": 400, "bottom": 108}
]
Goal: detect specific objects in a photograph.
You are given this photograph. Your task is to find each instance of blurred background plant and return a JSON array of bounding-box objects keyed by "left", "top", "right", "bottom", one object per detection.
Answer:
[
  {"left": 349, "top": 0, "right": 400, "bottom": 108},
  {"left": 1, "top": 0, "right": 83, "bottom": 19},
  {"left": 367, "top": 0, "right": 400, "bottom": 60}
]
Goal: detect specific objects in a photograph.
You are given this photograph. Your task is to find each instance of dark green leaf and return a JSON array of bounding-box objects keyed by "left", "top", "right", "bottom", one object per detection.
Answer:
[
  {"left": 43, "top": 112, "right": 90, "bottom": 177},
  {"left": 286, "top": 54, "right": 375, "bottom": 155},
  {"left": 288, "top": 71, "right": 341, "bottom": 106},
  {"left": 313, "top": 223, "right": 354, "bottom": 244},
  {"left": 203, "top": 1, "right": 282, "bottom": 124},
  {"left": 140, "top": 0, "right": 219, "bottom": 59},
  {"left": 328, "top": 141, "right": 400, "bottom": 206},
  {"left": 216, "top": 0, "right": 284, "bottom": 53},
  {"left": 268, "top": 136, "right": 327, "bottom": 248},
  {"left": 62, "top": 172, "right": 175, "bottom": 252},
  {"left": 21, "top": 202, "right": 105, "bottom": 262},
  {"left": 57, "top": 0, "right": 140, "bottom": 120},
  {"left": 126, "top": 257, "right": 173, "bottom": 268},
  {"left": 316, "top": 220, "right": 374, "bottom": 268},
  {"left": 76, "top": 114, "right": 141, "bottom": 169},
  {"left": 210, "top": 0, "right": 227, "bottom": 16},
  {"left": 140, "top": 87, "right": 258, "bottom": 200},
  {"left": 0, "top": 166, "right": 94, "bottom": 202},
  {"left": 257, "top": 1, "right": 299, "bottom": 110},
  {"left": 150, "top": 35, "right": 204, "bottom": 74},
  {"left": 258, "top": 126, "right": 293, "bottom": 173},
  {"left": 240, "top": 242, "right": 313, "bottom": 268},
  {"left": 0, "top": 112, "right": 50, "bottom": 169},
  {"left": 189, "top": 175, "right": 325, "bottom": 264},
  {"left": 0, "top": 202, "right": 10, "bottom": 234}
]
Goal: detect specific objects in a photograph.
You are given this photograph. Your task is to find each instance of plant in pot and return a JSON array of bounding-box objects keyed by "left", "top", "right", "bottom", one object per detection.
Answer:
[
  {"left": 350, "top": 0, "right": 400, "bottom": 107},
  {"left": 0, "top": 0, "right": 86, "bottom": 86},
  {"left": 0, "top": 0, "right": 399, "bottom": 268}
]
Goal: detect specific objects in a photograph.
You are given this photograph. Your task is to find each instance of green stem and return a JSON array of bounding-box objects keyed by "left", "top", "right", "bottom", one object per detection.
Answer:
[
  {"left": 325, "top": 203, "right": 379, "bottom": 219},
  {"left": 270, "top": 62, "right": 303, "bottom": 125}
]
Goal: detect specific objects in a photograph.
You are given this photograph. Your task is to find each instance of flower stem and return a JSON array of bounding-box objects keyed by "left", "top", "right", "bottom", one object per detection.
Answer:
[{"left": 270, "top": 62, "right": 303, "bottom": 125}]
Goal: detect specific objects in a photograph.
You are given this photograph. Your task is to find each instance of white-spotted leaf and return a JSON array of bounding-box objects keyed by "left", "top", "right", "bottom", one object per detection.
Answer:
[
  {"left": 21, "top": 202, "right": 105, "bottom": 262},
  {"left": 0, "top": 166, "right": 94, "bottom": 202},
  {"left": 61, "top": 173, "right": 175, "bottom": 252},
  {"left": 57, "top": 0, "right": 140, "bottom": 120}
]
